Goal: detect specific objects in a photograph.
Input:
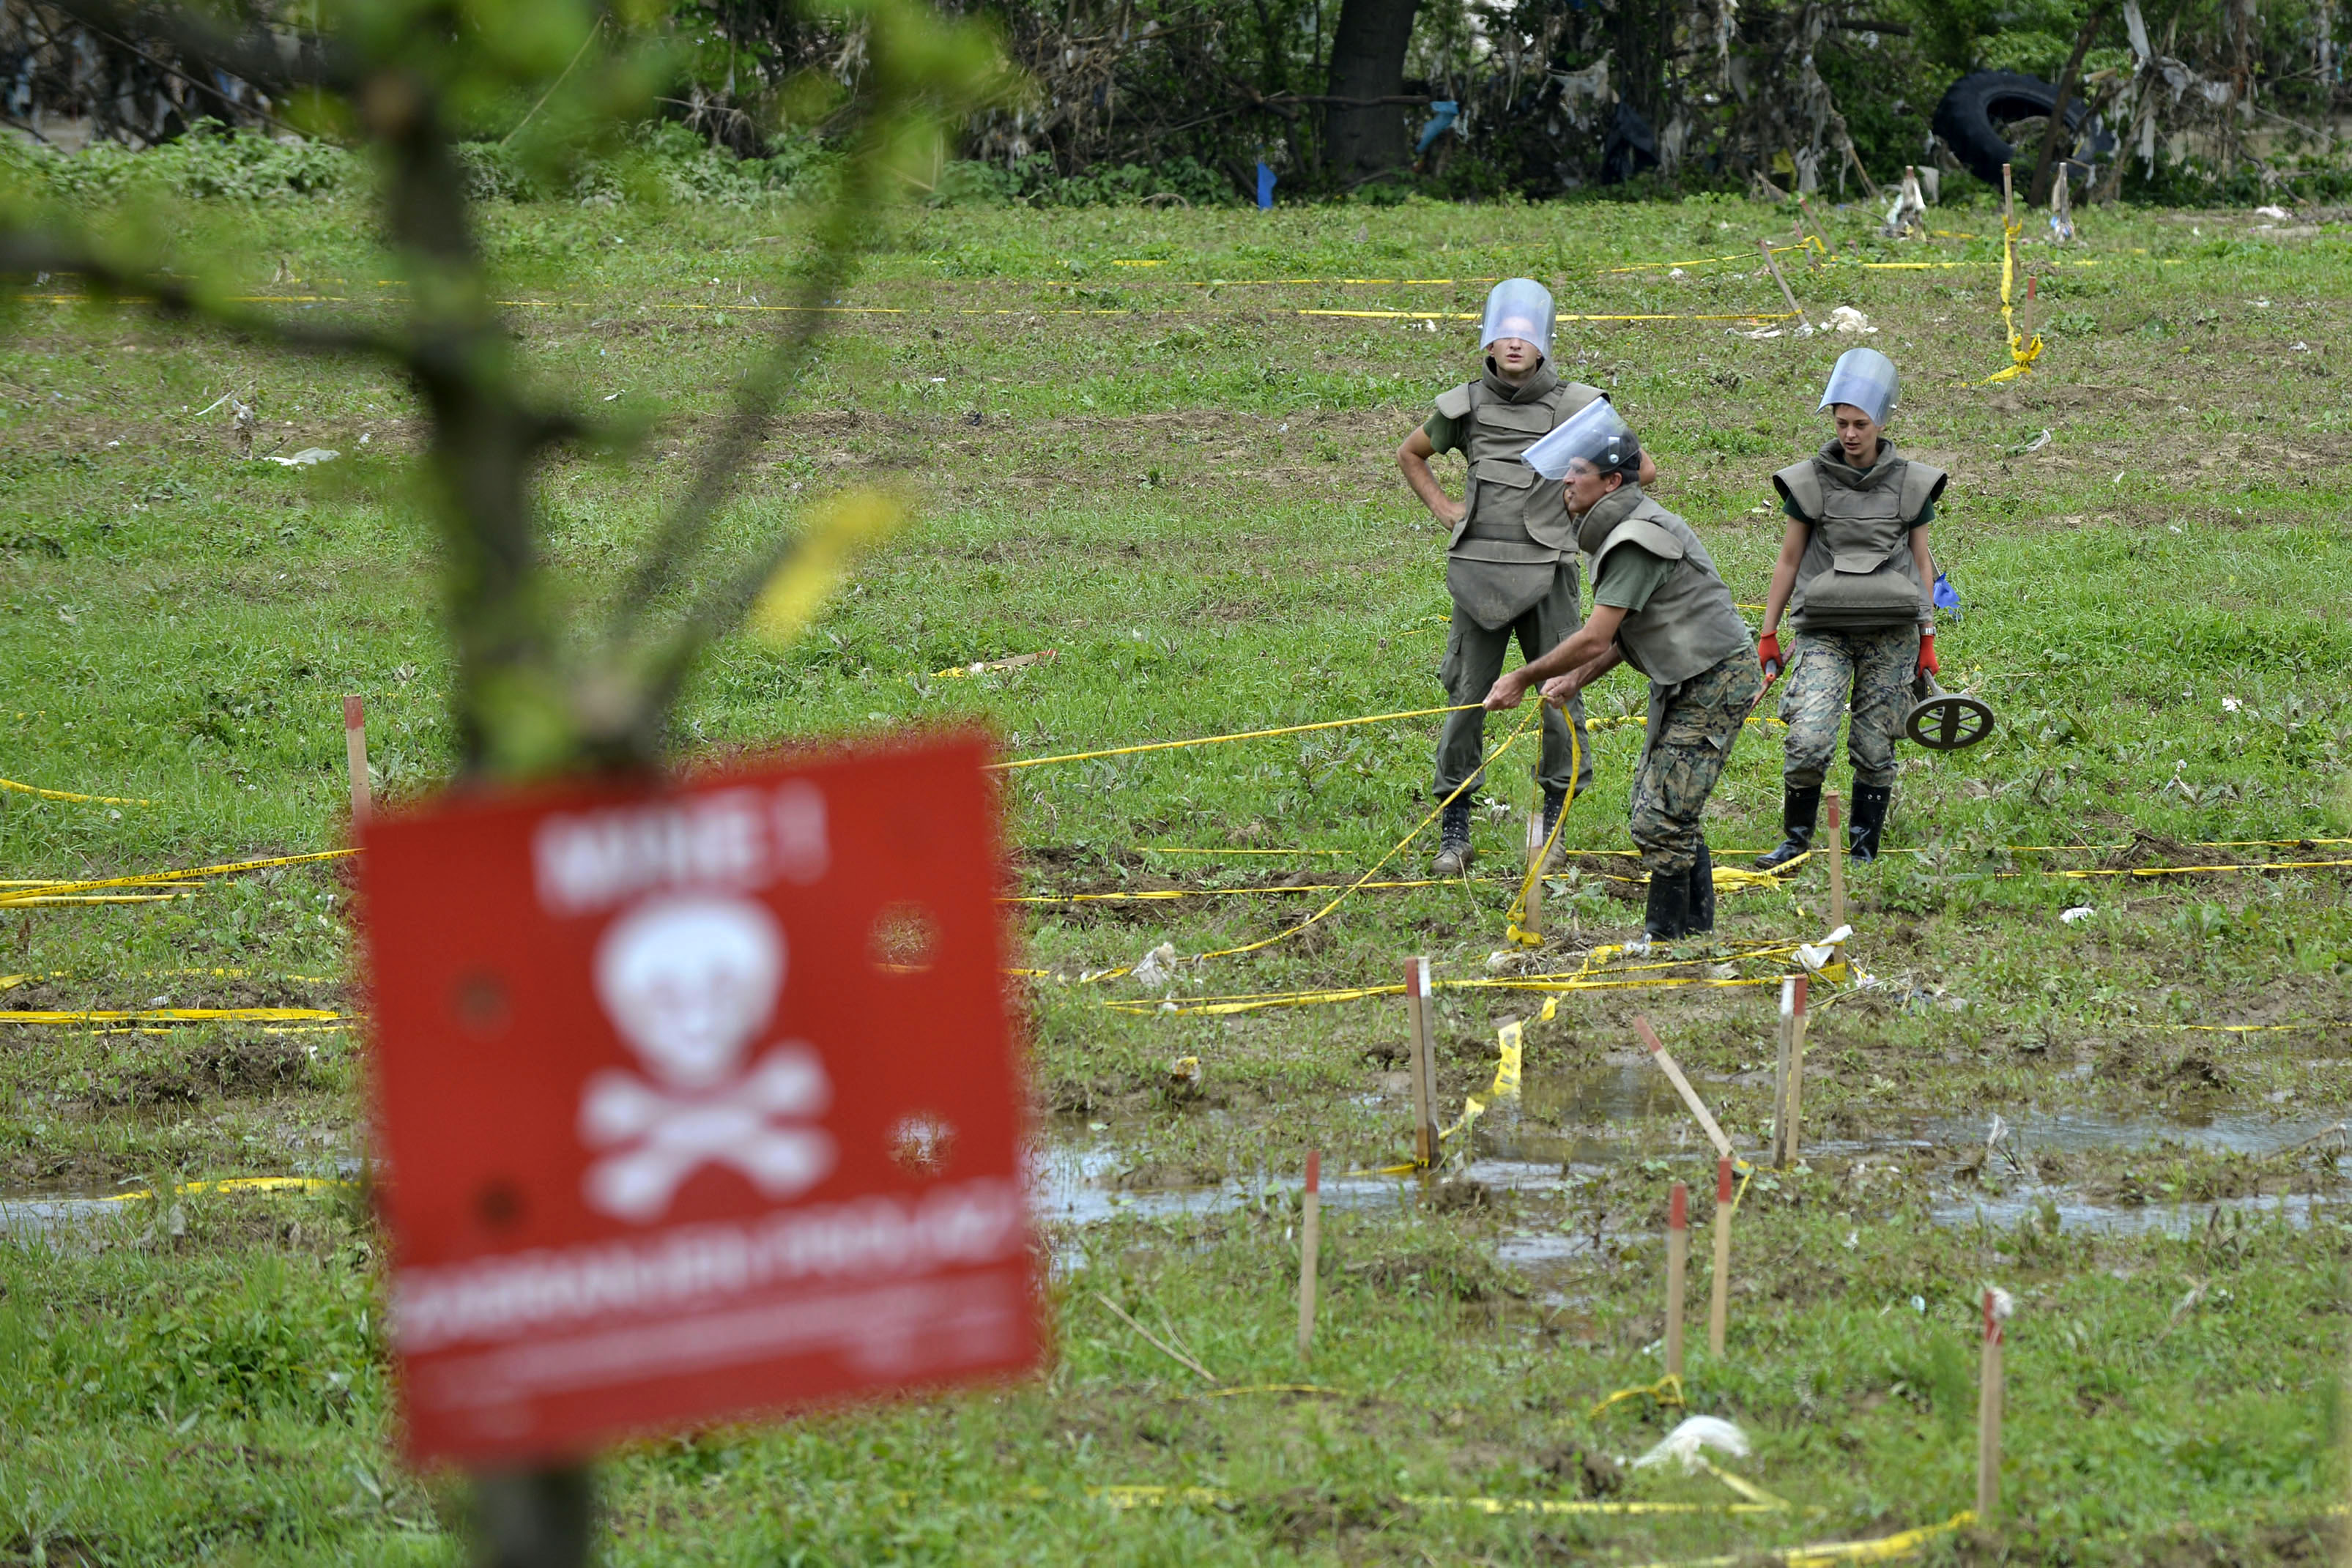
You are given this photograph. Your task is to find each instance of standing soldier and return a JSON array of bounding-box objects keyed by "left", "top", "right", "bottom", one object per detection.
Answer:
[
  {"left": 1395, "top": 278, "right": 1655, "bottom": 875},
  {"left": 1752, "top": 349, "right": 1945, "bottom": 868},
  {"left": 1481, "top": 401, "right": 1759, "bottom": 941}
]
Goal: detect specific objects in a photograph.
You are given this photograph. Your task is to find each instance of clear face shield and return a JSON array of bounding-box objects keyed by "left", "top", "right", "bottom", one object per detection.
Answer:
[
  {"left": 1524, "top": 396, "right": 1641, "bottom": 481},
  {"left": 1819, "top": 347, "right": 1899, "bottom": 426},
  {"left": 1480, "top": 278, "right": 1555, "bottom": 359}
]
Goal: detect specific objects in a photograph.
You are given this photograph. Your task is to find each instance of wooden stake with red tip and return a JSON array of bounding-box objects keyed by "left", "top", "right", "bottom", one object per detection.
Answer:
[
  {"left": 1978, "top": 1288, "right": 2007, "bottom": 1521},
  {"left": 1708, "top": 1157, "right": 1733, "bottom": 1358},
  {"left": 1665, "top": 1182, "right": 1689, "bottom": 1378},
  {"left": 1826, "top": 789, "right": 1846, "bottom": 935},
  {"left": 1296, "top": 1150, "right": 1321, "bottom": 1359},
  {"left": 343, "top": 695, "right": 371, "bottom": 825}
]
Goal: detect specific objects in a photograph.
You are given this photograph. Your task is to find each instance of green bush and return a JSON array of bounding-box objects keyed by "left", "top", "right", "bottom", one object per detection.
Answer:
[{"left": 0, "top": 122, "right": 361, "bottom": 204}]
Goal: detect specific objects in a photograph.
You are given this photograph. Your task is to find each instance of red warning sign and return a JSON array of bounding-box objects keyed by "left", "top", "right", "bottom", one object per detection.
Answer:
[{"left": 358, "top": 736, "right": 1036, "bottom": 1465}]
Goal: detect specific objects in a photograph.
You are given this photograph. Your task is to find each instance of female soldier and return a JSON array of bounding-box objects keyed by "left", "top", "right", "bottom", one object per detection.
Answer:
[
  {"left": 1752, "top": 349, "right": 1943, "bottom": 868},
  {"left": 1483, "top": 401, "right": 1758, "bottom": 940}
]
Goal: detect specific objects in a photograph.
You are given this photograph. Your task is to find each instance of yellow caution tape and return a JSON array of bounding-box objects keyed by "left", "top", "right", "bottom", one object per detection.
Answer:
[
  {"left": 1006, "top": 872, "right": 1519, "bottom": 907},
  {"left": 1086, "top": 707, "right": 1542, "bottom": 984},
  {"left": 0, "top": 1007, "right": 348, "bottom": 1025},
  {"left": 104, "top": 1176, "right": 351, "bottom": 1203},
  {"left": 1983, "top": 220, "right": 2044, "bottom": 383},
  {"left": 0, "top": 776, "right": 154, "bottom": 806},
  {"left": 1086, "top": 1482, "right": 1779, "bottom": 1517},
  {"left": 1591, "top": 1372, "right": 1686, "bottom": 1419},
  {"left": 930, "top": 649, "right": 1057, "bottom": 679},
  {"left": 1621, "top": 1512, "right": 1976, "bottom": 1568},
  {"left": 995, "top": 705, "right": 1477, "bottom": 772},
  {"left": 0, "top": 892, "right": 199, "bottom": 905},
  {"left": 1301, "top": 309, "right": 1798, "bottom": 324},
  {"left": 1505, "top": 721, "right": 1578, "bottom": 947},
  {"left": 0, "top": 848, "right": 356, "bottom": 908}
]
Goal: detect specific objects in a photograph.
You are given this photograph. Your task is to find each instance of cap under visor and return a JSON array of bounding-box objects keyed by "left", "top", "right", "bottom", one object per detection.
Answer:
[{"left": 1522, "top": 396, "right": 1639, "bottom": 479}]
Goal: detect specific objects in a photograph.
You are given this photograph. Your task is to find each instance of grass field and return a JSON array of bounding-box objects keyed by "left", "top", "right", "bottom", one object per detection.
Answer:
[{"left": 2, "top": 185, "right": 2351, "bottom": 1564}]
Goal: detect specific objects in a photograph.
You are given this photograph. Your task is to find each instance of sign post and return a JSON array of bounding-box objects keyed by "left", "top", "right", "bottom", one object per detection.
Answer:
[{"left": 359, "top": 737, "right": 1039, "bottom": 1484}]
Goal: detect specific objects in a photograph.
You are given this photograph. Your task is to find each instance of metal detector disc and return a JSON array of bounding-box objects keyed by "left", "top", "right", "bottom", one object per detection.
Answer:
[{"left": 1906, "top": 693, "right": 1995, "bottom": 751}]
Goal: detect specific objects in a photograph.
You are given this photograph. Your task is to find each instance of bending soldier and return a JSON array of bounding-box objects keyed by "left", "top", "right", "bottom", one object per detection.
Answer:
[
  {"left": 1396, "top": 278, "right": 1655, "bottom": 876},
  {"left": 1481, "top": 402, "right": 1759, "bottom": 942},
  {"left": 1754, "top": 349, "right": 1945, "bottom": 868}
]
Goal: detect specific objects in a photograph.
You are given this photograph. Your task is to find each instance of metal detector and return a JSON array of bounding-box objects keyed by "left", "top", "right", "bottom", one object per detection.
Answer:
[{"left": 1906, "top": 672, "right": 1996, "bottom": 751}]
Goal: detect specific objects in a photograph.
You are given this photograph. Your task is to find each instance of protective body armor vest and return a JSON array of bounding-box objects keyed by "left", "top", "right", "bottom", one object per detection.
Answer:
[
  {"left": 1577, "top": 486, "right": 1752, "bottom": 687},
  {"left": 1434, "top": 365, "right": 1605, "bottom": 562},
  {"left": 1773, "top": 440, "right": 1947, "bottom": 631}
]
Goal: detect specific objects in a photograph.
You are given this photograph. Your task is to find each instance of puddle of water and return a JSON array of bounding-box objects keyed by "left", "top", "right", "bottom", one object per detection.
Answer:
[
  {"left": 1930, "top": 1186, "right": 2332, "bottom": 1236},
  {"left": 1934, "top": 1110, "right": 2347, "bottom": 1159}
]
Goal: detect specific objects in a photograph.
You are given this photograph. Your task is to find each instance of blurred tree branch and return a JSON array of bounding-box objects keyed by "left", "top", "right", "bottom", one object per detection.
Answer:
[{"left": 1, "top": 0, "right": 1010, "bottom": 789}]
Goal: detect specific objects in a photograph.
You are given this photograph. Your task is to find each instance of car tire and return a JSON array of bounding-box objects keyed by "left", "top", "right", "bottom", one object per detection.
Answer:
[{"left": 1930, "top": 70, "right": 2111, "bottom": 186}]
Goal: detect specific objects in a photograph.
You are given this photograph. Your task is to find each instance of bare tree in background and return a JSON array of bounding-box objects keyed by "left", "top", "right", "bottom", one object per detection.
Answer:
[{"left": 1323, "top": 0, "right": 1419, "bottom": 183}]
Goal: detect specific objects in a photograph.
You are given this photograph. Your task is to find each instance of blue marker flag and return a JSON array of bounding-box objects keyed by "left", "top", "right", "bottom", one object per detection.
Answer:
[
  {"left": 1414, "top": 101, "right": 1460, "bottom": 157},
  {"left": 1932, "top": 570, "right": 1962, "bottom": 618},
  {"left": 1255, "top": 161, "right": 1276, "bottom": 210}
]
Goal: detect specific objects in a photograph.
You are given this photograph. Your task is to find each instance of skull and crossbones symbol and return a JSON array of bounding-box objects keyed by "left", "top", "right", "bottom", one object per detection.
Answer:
[{"left": 579, "top": 893, "right": 834, "bottom": 1222}]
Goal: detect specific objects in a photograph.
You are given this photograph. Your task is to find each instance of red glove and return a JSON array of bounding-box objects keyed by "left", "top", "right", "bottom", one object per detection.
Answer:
[
  {"left": 1759, "top": 631, "right": 1783, "bottom": 679},
  {"left": 1917, "top": 630, "right": 1939, "bottom": 677}
]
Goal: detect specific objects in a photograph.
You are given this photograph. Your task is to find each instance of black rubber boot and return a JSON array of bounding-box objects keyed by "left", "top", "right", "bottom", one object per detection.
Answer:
[
  {"left": 1754, "top": 784, "right": 1822, "bottom": 871},
  {"left": 1643, "top": 863, "right": 1693, "bottom": 941},
  {"left": 1686, "top": 841, "right": 1715, "bottom": 936},
  {"left": 1848, "top": 783, "right": 1893, "bottom": 863},
  {"left": 1432, "top": 800, "right": 1475, "bottom": 876}
]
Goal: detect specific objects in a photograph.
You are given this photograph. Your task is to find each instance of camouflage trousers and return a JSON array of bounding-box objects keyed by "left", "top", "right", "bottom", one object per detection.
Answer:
[
  {"left": 1629, "top": 653, "right": 1765, "bottom": 877},
  {"left": 1778, "top": 626, "right": 1920, "bottom": 790}
]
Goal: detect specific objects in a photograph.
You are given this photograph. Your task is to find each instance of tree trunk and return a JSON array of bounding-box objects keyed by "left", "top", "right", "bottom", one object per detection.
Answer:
[
  {"left": 1324, "top": 0, "right": 1420, "bottom": 184},
  {"left": 1613, "top": 0, "right": 1674, "bottom": 133}
]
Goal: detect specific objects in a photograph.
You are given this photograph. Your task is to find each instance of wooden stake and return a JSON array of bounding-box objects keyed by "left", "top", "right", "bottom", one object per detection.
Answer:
[
  {"left": 1296, "top": 1149, "right": 1321, "bottom": 1359},
  {"left": 1707, "top": 1156, "right": 1733, "bottom": 1359},
  {"left": 2001, "top": 161, "right": 2015, "bottom": 230},
  {"left": 1521, "top": 811, "right": 1546, "bottom": 940},
  {"left": 2021, "top": 270, "right": 2038, "bottom": 343},
  {"left": 1826, "top": 789, "right": 1846, "bottom": 935},
  {"left": 1771, "top": 977, "right": 1797, "bottom": 1168},
  {"left": 1404, "top": 957, "right": 1439, "bottom": 1167},
  {"left": 1786, "top": 974, "right": 1810, "bottom": 1166},
  {"left": 1977, "top": 1288, "right": 2007, "bottom": 1522},
  {"left": 1665, "top": 1182, "right": 1689, "bottom": 1378},
  {"left": 1758, "top": 238, "right": 1808, "bottom": 330},
  {"left": 343, "top": 694, "right": 371, "bottom": 825},
  {"left": 1632, "top": 1016, "right": 1734, "bottom": 1162},
  {"left": 1841, "top": 133, "right": 1881, "bottom": 204}
]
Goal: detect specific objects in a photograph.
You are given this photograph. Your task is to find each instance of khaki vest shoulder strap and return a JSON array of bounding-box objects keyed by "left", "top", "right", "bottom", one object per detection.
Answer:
[
  {"left": 1556, "top": 382, "right": 1605, "bottom": 418},
  {"left": 1593, "top": 514, "right": 1689, "bottom": 576},
  {"left": 1773, "top": 461, "right": 1824, "bottom": 521},
  {"left": 1435, "top": 382, "right": 1475, "bottom": 422},
  {"left": 1899, "top": 461, "right": 1948, "bottom": 523}
]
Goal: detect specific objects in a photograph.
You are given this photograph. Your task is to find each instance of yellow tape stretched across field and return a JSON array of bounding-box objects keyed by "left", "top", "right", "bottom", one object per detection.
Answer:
[
  {"left": 1104, "top": 967, "right": 1784, "bottom": 1016},
  {"left": 0, "top": 1007, "right": 349, "bottom": 1025},
  {"left": 0, "top": 776, "right": 153, "bottom": 806},
  {"left": 1301, "top": 308, "right": 1798, "bottom": 324},
  {"left": 1621, "top": 1512, "right": 1975, "bottom": 1568},
  {"left": 104, "top": 1176, "right": 350, "bottom": 1202},
  {"left": 1000, "top": 705, "right": 1767, "bottom": 773},
  {"left": 1083, "top": 707, "right": 1540, "bottom": 982},
  {"left": 994, "top": 705, "right": 1478, "bottom": 772},
  {"left": 0, "top": 848, "right": 355, "bottom": 909}
]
